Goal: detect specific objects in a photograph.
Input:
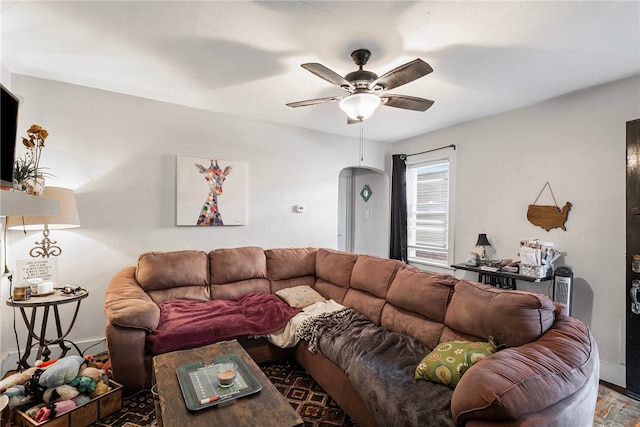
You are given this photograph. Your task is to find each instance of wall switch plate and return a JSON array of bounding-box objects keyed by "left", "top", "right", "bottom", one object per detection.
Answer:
[{"left": 295, "top": 205, "right": 305, "bottom": 213}]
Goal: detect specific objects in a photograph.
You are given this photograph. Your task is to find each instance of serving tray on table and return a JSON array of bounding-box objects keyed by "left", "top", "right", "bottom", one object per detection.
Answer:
[{"left": 176, "top": 353, "right": 262, "bottom": 411}]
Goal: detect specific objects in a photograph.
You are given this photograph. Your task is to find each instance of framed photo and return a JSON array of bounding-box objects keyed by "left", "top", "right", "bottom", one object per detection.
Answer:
[{"left": 176, "top": 155, "right": 248, "bottom": 226}]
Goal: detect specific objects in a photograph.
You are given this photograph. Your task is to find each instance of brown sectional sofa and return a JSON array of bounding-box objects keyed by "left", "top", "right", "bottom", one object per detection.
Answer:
[{"left": 103, "top": 246, "right": 599, "bottom": 426}]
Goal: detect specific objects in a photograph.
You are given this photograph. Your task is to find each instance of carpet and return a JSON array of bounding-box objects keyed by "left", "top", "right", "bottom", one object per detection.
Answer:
[
  {"left": 594, "top": 384, "right": 640, "bottom": 427},
  {"left": 91, "top": 364, "right": 640, "bottom": 427},
  {"left": 90, "top": 359, "right": 356, "bottom": 427}
]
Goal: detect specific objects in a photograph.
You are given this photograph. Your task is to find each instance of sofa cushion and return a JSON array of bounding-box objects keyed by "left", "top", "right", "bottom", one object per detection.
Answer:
[
  {"left": 314, "top": 249, "right": 357, "bottom": 304},
  {"left": 450, "top": 314, "right": 597, "bottom": 424},
  {"left": 386, "top": 267, "right": 456, "bottom": 323},
  {"left": 136, "top": 250, "right": 209, "bottom": 291},
  {"left": 210, "top": 279, "right": 270, "bottom": 300},
  {"left": 266, "top": 247, "right": 317, "bottom": 280},
  {"left": 105, "top": 267, "right": 161, "bottom": 331},
  {"left": 380, "top": 304, "right": 446, "bottom": 350},
  {"left": 327, "top": 317, "right": 456, "bottom": 427},
  {"left": 315, "top": 249, "right": 357, "bottom": 288},
  {"left": 209, "top": 246, "right": 267, "bottom": 285},
  {"left": 276, "top": 285, "right": 326, "bottom": 308},
  {"left": 415, "top": 340, "right": 497, "bottom": 388},
  {"left": 342, "top": 289, "right": 386, "bottom": 325},
  {"left": 350, "top": 255, "right": 398, "bottom": 298},
  {"left": 444, "top": 280, "right": 555, "bottom": 348}
]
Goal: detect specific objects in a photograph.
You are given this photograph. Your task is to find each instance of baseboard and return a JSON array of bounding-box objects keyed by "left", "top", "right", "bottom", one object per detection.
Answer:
[
  {"left": 0, "top": 337, "right": 107, "bottom": 376},
  {"left": 599, "top": 359, "right": 626, "bottom": 388}
]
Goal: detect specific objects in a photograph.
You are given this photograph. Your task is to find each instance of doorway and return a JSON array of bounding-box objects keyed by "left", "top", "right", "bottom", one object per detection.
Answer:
[
  {"left": 337, "top": 167, "right": 387, "bottom": 257},
  {"left": 626, "top": 118, "right": 640, "bottom": 400}
]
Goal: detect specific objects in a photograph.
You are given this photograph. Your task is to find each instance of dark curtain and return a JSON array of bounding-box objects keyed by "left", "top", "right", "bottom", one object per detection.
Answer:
[{"left": 390, "top": 154, "right": 408, "bottom": 263}]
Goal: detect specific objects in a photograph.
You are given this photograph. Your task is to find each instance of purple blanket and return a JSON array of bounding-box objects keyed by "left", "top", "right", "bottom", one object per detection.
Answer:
[{"left": 147, "top": 293, "right": 300, "bottom": 354}]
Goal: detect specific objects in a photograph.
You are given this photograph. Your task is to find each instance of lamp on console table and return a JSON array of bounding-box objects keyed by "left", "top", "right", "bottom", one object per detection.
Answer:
[
  {"left": 476, "top": 233, "right": 491, "bottom": 262},
  {"left": 6, "top": 186, "right": 80, "bottom": 258}
]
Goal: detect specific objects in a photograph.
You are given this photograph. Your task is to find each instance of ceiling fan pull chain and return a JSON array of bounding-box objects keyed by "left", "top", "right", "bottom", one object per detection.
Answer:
[{"left": 359, "top": 122, "right": 365, "bottom": 164}]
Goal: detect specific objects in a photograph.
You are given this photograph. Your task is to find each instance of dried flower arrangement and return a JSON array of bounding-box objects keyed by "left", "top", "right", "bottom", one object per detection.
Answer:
[{"left": 13, "top": 124, "right": 54, "bottom": 192}]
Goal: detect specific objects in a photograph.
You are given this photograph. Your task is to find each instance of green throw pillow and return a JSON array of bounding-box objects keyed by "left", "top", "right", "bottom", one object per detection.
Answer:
[{"left": 415, "top": 340, "right": 497, "bottom": 388}]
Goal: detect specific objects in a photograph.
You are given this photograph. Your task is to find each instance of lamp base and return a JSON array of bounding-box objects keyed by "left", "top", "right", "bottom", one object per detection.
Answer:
[{"left": 30, "top": 226, "right": 62, "bottom": 258}]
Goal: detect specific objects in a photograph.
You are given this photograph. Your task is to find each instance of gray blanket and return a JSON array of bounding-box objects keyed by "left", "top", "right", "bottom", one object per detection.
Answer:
[{"left": 310, "top": 310, "right": 455, "bottom": 427}]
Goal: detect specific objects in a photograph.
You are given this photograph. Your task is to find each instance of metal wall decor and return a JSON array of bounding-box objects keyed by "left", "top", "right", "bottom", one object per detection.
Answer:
[{"left": 360, "top": 184, "right": 372, "bottom": 202}]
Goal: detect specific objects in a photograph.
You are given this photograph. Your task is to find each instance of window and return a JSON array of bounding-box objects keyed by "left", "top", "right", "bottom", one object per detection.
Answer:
[{"left": 406, "top": 153, "right": 455, "bottom": 266}]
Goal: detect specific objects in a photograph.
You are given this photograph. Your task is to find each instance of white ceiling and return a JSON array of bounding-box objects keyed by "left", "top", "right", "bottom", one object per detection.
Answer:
[{"left": 2, "top": 1, "right": 639, "bottom": 143}]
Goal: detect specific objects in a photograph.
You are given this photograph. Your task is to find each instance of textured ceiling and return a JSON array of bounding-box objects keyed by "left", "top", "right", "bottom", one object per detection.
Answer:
[{"left": 2, "top": 1, "right": 639, "bottom": 143}]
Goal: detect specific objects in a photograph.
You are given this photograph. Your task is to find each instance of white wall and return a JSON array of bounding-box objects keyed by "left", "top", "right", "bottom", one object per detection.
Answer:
[
  {"left": 394, "top": 75, "right": 640, "bottom": 386},
  {"left": 352, "top": 168, "right": 388, "bottom": 257},
  {"left": 0, "top": 75, "right": 390, "bottom": 369},
  {"left": 4, "top": 73, "right": 638, "bottom": 387}
]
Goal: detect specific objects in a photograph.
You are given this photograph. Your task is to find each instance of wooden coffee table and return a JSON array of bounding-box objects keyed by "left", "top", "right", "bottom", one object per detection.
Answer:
[{"left": 152, "top": 339, "right": 303, "bottom": 427}]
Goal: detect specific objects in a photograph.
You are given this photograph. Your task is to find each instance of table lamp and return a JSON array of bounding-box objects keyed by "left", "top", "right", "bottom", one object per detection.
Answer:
[
  {"left": 476, "top": 233, "right": 491, "bottom": 261},
  {"left": 6, "top": 187, "right": 80, "bottom": 258}
]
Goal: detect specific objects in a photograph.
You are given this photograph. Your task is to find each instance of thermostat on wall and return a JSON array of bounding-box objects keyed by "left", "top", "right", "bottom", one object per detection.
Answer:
[{"left": 295, "top": 205, "right": 306, "bottom": 213}]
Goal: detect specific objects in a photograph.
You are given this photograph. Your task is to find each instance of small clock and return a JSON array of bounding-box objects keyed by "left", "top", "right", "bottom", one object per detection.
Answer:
[{"left": 360, "top": 184, "right": 372, "bottom": 202}]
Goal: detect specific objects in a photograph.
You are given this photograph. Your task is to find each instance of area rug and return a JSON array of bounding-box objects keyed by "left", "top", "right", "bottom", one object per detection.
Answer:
[
  {"left": 91, "top": 358, "right": 356, "bottom": 427},
  {"left": 594, "top": 384, "right": 640, "bottom": 427},
  {"left": 91, "top": 364, "right": 640, "bottom": 427}
]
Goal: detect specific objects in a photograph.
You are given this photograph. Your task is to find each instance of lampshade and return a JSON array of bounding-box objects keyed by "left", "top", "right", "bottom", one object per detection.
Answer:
[
  {"left": 338, "top": 93, "right": 381, "bottom": 121},
  {"left": 7, "top": 187, "right": 80, "bottom": 231},
  {"left": 476, "top": 233, "right": 491, "bottom": 247}
]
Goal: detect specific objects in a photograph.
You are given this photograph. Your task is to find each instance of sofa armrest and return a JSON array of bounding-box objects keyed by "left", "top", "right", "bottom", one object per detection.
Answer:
[
  {"left": 451, "top": 314, "right": 598, "bottom": 425},
  {"left": 104, "top": 266, "right": 160, "bottom": 331}
]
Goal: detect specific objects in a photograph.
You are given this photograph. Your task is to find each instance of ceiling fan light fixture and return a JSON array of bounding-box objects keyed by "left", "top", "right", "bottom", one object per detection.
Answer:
[{"left": 339, "top": 93, "right": 381, "bottom": 121}]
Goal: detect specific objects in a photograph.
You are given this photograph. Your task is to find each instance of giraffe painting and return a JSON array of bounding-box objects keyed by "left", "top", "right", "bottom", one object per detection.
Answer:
[{"left": 194, "top": 159, "right": 232, "bottom": 226}]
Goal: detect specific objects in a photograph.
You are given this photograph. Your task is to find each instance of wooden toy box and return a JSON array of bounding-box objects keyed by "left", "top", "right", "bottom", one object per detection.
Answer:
[{"left": 9, "top": 381, "right": 122, "bottom": 427}]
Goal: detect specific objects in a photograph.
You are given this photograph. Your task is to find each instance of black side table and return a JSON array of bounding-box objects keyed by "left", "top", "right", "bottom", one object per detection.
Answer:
[
  {"left": 6, "top": 288, "right": 88, "bottom": 370},
  {"left": 451, "top": 264, "right": 552, "bottom": 290}
]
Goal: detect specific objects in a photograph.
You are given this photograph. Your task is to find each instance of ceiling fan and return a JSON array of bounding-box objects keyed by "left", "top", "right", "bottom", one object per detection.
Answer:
[{"left": 286, "top": 49, "right": 434, "bottom": 123}]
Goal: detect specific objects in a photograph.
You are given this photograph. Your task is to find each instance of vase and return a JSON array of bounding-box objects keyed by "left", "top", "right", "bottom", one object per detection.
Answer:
[{"left": 25, "top": 174, "right": 45, "bottom": 195}]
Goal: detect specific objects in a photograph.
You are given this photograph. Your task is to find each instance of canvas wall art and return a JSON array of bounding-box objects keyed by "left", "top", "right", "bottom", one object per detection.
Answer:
[{"left": 176, "top": 155, "right": 248, "bottom": 226}]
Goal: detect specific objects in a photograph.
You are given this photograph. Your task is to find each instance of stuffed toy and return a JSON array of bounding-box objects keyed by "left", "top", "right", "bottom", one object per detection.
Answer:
[
  {"left": 78, "top": 366, "right": 102, "bottom": 383},
  {"left": 54, "top": 399, "right": 76, "bottom": 414},
  {"left": 89, "top": 380, "right": 110, "bottom": 399},
  {"left": 3, "top": 385, "right": 31, "bottom": 409},
  {"left": 38, "top": 355, "right": 84, "bottom": 388},
  {"left": 23, "top": 402, "right": 45, "bottom": 419},
  {"left": 43, "top": 384, "right": 79, "bottom": 403},
  {"left": 68, "top": 376, "right": 96, "bottom": 394},
  {"left": 0, "top": 366, "right": 39, "bottom": 393},
  {"left": 73, "top": 394, "right": 91, "bottom": 406}
]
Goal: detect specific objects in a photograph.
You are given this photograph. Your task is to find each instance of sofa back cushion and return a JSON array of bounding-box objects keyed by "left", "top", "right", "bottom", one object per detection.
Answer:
[
  {"left": 314, "top": 249, "right": 357, "bottom": 303},
  {"left": 350, "top": 255, "right": 399, "bottom": 298},
  {"left": 209, "top": 246, "right": 267, "bottom": 284},
  {"left": 136, "top": 250, "right": 209, "bottom": 291},
  {"left": 209, "top": 247, "right": 269, "bottom": 299},
  {"left": 444, "top": 280, "right": 555, "bottom": 348},
  {"left": 386, "top": 267, "right": 456, "bottom": 323},
  {"left": 342, "top": 255, "right": 400, "bottom": 324},
  {"left": 380, "top": 267, "right": 456, "bottom": 348},
  {"left": 266, "top": 247, "right": 318, "bottom": 293}
]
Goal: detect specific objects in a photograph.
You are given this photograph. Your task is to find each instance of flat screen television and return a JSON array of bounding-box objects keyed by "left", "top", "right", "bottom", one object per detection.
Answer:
[{"left": 1, "top": 84, "right": 19, "bottom": 188}]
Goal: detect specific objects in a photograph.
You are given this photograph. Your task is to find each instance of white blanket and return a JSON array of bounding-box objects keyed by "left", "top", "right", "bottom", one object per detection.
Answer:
[{"left": 267, "top": 299, "right": 345, "bottom": 348}]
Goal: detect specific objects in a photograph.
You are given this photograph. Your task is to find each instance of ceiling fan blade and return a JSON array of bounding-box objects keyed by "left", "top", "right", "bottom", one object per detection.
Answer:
[
  {"left": 286, "top": 96, "right": 343, "bottom": 108},
  {"left": 370, "top": 59, "right": 433, "bottom": 91},
  {"left": 381, "top": 94, "right": 434, "bottom": 111},
  {"left": 301, "top": 63, "right": 354, "bottom": 91}
]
